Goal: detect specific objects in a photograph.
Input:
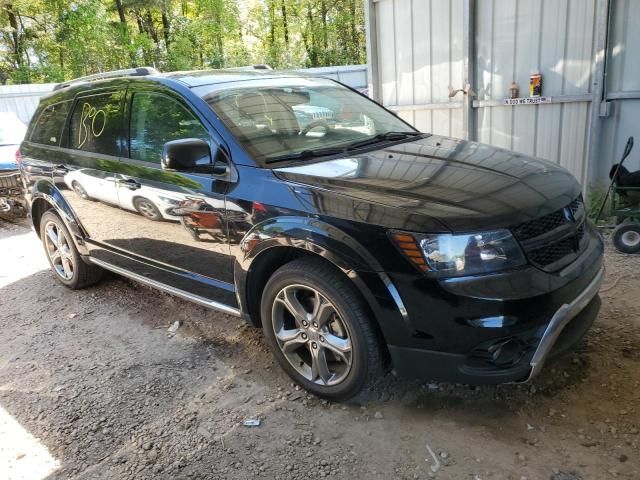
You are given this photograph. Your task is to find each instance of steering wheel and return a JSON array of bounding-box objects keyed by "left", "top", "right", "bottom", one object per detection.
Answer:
[{"left": 300, "top": 120, "right": 331, "bottom": 136}]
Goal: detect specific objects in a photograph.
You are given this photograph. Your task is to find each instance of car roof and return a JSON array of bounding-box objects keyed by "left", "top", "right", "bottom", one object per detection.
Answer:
[
  {"left": 38, "top": 69, "right": 321, "bottom": 105},
  {"left": 159, "top": 69, "right": 300, "bottom": 87}
]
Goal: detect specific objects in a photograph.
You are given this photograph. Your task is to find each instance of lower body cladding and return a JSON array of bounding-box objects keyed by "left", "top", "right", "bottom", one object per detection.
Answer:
[{"left": 386, "top": 230, "right": 605, "bottom": 385}]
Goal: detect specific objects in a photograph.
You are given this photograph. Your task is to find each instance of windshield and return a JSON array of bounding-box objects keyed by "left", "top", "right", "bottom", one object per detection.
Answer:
[
  {"left": 194, "top": 77, "right": 415, "bottom": 163},
  {"left": 0, "top": 113, "right": 27, "bottom": 146}
]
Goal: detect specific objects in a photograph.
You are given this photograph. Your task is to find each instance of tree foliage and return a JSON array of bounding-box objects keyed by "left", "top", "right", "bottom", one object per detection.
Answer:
[{"left": 0, "top": 0, "right": 365, "bottom": 84}]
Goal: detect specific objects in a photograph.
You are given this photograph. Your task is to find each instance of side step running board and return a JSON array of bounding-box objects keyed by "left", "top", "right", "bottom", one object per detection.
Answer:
[{"left": 88, "top": 257, "right": 241, "bottom": 317}]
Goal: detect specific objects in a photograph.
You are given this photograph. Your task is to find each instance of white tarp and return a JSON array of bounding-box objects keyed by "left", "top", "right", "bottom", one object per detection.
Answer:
[{"left": 0, "top": 83, "right": 56, "bottom": 124}]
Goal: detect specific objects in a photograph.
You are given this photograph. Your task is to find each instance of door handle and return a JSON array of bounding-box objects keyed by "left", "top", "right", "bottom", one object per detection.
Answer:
[{"left": 117, "top": 178, "right": 142, "bottom": 190}]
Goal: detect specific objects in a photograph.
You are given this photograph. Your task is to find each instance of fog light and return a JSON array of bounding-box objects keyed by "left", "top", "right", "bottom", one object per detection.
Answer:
[{"left": 488, "top": 338, "right": 525, "bottom": 366}]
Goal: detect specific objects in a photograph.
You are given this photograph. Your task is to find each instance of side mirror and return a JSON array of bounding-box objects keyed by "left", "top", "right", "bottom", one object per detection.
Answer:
[{"left": 161, "top": 138, "right": 213, "bottom": 172}]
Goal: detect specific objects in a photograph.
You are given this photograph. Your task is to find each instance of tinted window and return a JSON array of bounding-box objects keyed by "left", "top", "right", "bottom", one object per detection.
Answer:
[
  {"left": 69, "top": 91, "right": 123, "bottom": 156},
  {"left": 30, "top": 101, "right": 72, "bottom": 146},
  {"left": 129, "top": 92, "right": 209, "bottom": 164}
]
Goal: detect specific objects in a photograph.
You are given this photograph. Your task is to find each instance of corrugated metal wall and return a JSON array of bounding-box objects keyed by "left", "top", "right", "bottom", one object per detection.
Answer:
[
  {"left": 375, "top": 0, "right": 465, "bottom": 137},
  {"left": 599, "top": 0, "right": 640, "bottom": 174},
  {"left": 366, "top": 0, "right": 620, "bottom": 188},
  {"left": 475, "top": 0, "right": 596, "bottom": 187}
]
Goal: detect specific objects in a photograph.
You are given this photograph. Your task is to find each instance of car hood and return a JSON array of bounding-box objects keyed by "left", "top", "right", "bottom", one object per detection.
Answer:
[{"left": 274, "top": 135, "right": 582, "bottom": 231}]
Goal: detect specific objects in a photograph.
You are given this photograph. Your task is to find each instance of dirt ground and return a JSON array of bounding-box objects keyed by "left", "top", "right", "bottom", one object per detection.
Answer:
[{"left": 0, "top": 217, "right": 638, "bottom": 480}]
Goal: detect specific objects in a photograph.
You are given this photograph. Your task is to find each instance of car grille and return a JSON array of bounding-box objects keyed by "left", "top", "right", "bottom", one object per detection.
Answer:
[
  {"left": 511, "top": 195, "right": 587, "bottom": 272},
  {"left": 0, "top": 171, "right": 22, "bottom": 196}
]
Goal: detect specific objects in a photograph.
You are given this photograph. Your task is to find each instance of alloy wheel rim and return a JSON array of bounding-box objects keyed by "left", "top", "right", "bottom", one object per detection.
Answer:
[
  {"left": 271, "top": 285, "right": 353, "bottom": 386},
  {"left": 271, "top": 284, "right": 353, "bottom": 386},
  {"left": 621, "top": 230, "right": 640, "bottom": 247},
  {"left": 73, "top": 183, "right": 87, "bottom": 198},
  {"left": 137, "top": 200, "right": 156, "bottom": 218},
  {"left": 44, "top": 221, "right": 74, "bottom": 280}
]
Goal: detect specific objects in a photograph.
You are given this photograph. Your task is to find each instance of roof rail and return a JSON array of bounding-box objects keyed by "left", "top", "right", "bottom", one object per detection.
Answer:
[
  {"left": 223, "top": 64, "right": 273, "bottom": 72},
  {"left": 53, "top": 66, "right": 160, "bottom": 91}
]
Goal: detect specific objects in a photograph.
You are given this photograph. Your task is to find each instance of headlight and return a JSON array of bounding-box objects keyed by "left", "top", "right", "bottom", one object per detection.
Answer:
[
  {"left": 157, "top": 196, "right": 180, "bottom": 205},
  {"left": 391, "top": 230, "right": 526, "bottom": 277}
]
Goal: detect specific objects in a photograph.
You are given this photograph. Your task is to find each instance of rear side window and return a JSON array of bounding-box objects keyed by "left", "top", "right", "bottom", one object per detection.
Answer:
[
  {"left": 30, "top": 101, "right": 72, "bottom": 146},
  {"left": 129, "top": 92, "right": 209, "bottom": 164},
  {"left": 69, "top": 91, "right": 124, "bottom": 156}
]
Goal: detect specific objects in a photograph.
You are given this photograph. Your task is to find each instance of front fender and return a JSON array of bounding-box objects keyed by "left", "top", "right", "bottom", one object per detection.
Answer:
[
  {"left": 235, "top": 216, "right": 412, "bottom": 344},
  {"left": 30, "top": 179, "right": 89, "bottom": 255},
  {"left": 240, "top": 216, "right": 384, "bottom": 272}
]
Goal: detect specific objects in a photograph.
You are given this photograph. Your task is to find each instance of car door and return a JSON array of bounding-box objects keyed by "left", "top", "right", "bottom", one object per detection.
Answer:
[
  {"left": 112, "top": 87, "right": 236, "bottom": 307},
  {"left": 65, "top": 168, "right": 120, "bottom": 205},
  {"left": 56, "top": 88, "right": 129, "bottom": 262}
]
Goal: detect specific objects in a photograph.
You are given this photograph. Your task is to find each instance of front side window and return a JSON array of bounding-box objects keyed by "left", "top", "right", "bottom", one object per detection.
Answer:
[
  {"left": 129, "top": 92, "right": 209, "bottom": 164},
  {"left": 29, "top": 101, "right": 72, "bottom": 146},
  {"left": 195, "top": 77, "right": 414, "bottom": 163},
  {"left": 69, "top": 91, "right": 123, "bottom": 156}
]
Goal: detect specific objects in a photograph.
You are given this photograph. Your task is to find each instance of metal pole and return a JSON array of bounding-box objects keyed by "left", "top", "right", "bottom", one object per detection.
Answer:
[
  {"left": 586, "top": 0, "right": 611, "bottom": 190},
  {"left": 462, "top": 0, "right": 476, "bottom": 141},
  {"left": 365, "top": 0, "right": 381, "bottom": 102}
]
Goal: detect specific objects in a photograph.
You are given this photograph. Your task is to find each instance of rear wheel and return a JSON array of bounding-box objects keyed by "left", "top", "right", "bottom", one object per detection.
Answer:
[
  {"left": 612, "top": 222, "right": 640, "bottom": 254},
  {"left": 40, "top": 210, "right": 103, "bottom": 289},
  {"left": 261, "top": 257, "right": 384, "bottom": 400}
]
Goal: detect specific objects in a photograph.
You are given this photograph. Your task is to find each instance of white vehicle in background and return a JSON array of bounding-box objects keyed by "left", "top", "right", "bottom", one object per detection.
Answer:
[
  {"left": 63, "top": 168, "right": 181, "bottom": 221},
  {"left": 0, "top": 112, "right": 27, "bottom": 217}
]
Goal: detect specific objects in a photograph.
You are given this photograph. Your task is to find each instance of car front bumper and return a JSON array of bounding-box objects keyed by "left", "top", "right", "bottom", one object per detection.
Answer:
[
  {"left": 526, "top": 265, "right": 604, "bottom": 380},
  {"left": 386, "top": 226, "right": 605, "bottom": 384}
]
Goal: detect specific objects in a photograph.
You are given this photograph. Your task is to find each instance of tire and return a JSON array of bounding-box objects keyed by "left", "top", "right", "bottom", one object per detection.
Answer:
[
  {"left": 612, "top": 222, "right": 640, "bottom": 254},
  {"left": 40, "top": 210, "right": 103, "bottom": 289},
  {"left": 260, "top": 257, "right": 384, "bottom": 401},
  {"left": 71, "top": 181, "right": 90, "bottom": 200},
  {"left": 133, "top": 197, "right": 162, "bottom": 221}
]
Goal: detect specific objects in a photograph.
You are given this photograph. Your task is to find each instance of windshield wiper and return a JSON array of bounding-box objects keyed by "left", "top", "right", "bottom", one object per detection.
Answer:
[
  {"left": 265, "top": 131, "right": 424, "bottom": 164},
  {"left": 265, "top": 147, "right": 346, "bottom": 164},
  {"left": 345, "top": 131, "right": 424, "bottom": 151}
]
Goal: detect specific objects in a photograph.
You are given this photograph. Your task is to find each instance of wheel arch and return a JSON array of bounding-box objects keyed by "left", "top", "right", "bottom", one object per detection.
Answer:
[
  {"left": 29, "top": 180, "right": 89, "bottom": 254},
  {"left": 236, "top": 217, "right": 409, "bottom": 348}
]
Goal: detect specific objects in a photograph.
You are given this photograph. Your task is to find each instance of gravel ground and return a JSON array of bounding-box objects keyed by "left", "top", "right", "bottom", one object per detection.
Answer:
[{"left": 0, "top": 217, "right": 638, "bottom": 480}]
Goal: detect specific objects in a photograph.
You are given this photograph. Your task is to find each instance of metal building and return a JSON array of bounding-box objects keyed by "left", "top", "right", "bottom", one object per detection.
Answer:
[{"left": 365, "top": 0, "right": 639, "bottom": 191}]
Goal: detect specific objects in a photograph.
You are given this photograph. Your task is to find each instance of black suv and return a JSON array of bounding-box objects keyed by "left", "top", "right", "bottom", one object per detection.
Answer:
[{"left": 20, "top": 68, "right": 604, "bottom": 400}]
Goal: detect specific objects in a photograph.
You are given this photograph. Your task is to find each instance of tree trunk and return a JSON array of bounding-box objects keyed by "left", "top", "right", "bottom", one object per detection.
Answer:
[
  {"left": 161, "top": 10, "right": 170, "bottom": 51},
  {"left": 321, "top": 0, "right": 328, "bottom": 53},
  {"left": 306, "top": 4, "right": 318, "bottom": 66},
  {"left": 349, "top": 0, "right": 359, "bottom": 62},
  {"left": 115, "top": 0, "right": 126, "bottom": 23},
  {"left": 281, "top": 0, "right": 289, "bottom": 46},
  {"left": 146, "top": 10, "right": 159, "bottom": 43},
  {"left": 269, "top": 1, "right": 276, "bottom": 46},
  {"left": 114, "top": 0, "right": 136, "bottom": 67},
  {"left": 134, "top": 10, "right": 145, "bottom": 34},
  {"left": 5, "top": 3, "right": 22, "bottom": 67}
]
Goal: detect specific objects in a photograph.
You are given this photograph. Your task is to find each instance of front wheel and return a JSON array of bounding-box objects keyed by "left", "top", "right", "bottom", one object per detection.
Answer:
[
  {"left": 133, "top": 197, "right": 162, "bottom": 221},
  {"left": 261, "top": 258, "right": 384, "bottom": 400},
  {"left": 40, "top": 210, "right": 103, "bottom": 289}
]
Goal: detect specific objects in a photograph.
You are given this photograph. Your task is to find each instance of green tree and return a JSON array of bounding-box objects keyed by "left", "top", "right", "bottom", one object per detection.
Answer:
[{"left": 0, "top": 0, "right": 366, "bottom": 84}]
